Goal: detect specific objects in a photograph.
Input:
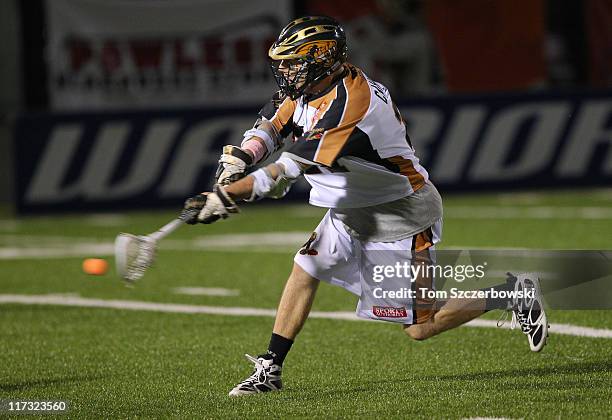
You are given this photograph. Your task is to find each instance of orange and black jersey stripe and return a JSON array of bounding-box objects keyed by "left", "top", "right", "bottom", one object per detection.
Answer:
[{"left": 259, "top": 63, "right": 428, "bottom": 193}]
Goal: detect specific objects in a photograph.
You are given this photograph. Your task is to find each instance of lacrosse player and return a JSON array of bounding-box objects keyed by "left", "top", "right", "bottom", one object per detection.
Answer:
[{"left": 181, "top": 16, "right": 549, "bottom": 396}]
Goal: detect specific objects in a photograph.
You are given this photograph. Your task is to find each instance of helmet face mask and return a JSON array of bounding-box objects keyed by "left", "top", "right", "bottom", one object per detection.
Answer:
[
  {"left": 270, "top": 59, "right": 310, "bottom": 100},
  {"left": 269, "top": 17, "right": 347, "bottom": 100}
]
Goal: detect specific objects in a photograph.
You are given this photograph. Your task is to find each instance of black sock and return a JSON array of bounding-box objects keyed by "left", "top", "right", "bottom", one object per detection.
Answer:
[
  {"left": 266, "top": 333, "right": 293, "bottom": 366},
  {"left": 482, "top": 278, "right": 515, "bottom": 312}
]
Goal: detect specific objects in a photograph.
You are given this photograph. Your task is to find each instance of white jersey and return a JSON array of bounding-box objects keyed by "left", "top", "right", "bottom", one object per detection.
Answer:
[{"left": 263, "top": 64, "right": 429, "bottom": 209}]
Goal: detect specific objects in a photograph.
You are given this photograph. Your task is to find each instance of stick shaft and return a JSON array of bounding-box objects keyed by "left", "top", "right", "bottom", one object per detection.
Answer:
[
  {"left": 149, "top": 218, "right": 184, "bottom": 241},
  {"left": 146, "top": 208, "right": 199, "bottom": 242}
]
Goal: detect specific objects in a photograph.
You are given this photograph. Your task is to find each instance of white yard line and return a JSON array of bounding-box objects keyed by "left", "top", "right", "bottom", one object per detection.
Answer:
[
  {"left": 466, "top": 319, "right": 612, "bottom": 338},
  {"left": 1, "top": 223, "right": 610, "bottom": 260},
  {"left": 172, "top": 287, "right": 240, "bottom": 297},
  {"left": 0, "top": 244, "right": 116, "bottom": 259},
  {"left": 0, "top": 229, "right": 607, "bottom": 259},
  {"left": 0, "top": 232, "right": 310, "bottom": 259},
  {"left": 0, "top": 294, "right": 611, "bottom": 339}
]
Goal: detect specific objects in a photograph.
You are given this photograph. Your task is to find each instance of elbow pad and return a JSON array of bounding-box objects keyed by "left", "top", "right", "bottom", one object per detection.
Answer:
[{"left": 248, "top": 156, "right": 303, "bottom": 201}]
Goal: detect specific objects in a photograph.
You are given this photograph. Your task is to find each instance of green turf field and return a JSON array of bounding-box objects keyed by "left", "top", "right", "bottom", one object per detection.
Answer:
[{"left": 1, "top": 190, "right": 611, "bottom": 418}]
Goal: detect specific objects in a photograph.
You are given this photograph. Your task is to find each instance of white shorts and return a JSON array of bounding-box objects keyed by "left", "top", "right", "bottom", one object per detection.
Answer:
[{"left": 295, "top": 210, "right": 443, "bottom": 325}]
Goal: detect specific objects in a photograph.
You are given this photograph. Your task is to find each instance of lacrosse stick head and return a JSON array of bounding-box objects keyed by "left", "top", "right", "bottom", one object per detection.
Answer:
[{"left": 114, "top": 233, "right": 157, "bottom": 283}]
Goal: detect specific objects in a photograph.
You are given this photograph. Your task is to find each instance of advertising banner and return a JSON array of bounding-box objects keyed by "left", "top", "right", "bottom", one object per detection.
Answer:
[{"left": 14, "top": 91, "right": 612, "bottom": 214}]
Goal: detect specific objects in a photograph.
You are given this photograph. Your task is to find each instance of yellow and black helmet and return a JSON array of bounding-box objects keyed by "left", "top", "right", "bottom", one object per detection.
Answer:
[{"left": 269, "top": 16, "right": 347, "bottom": 99}]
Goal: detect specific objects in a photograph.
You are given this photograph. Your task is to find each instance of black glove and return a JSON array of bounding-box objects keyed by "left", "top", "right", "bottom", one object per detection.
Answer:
[
  {"left": 180, "top": 185, "right": 240, "bottom": 225},
  {"left": 180, "top": 194, "right": 207, "bottom": 224}
]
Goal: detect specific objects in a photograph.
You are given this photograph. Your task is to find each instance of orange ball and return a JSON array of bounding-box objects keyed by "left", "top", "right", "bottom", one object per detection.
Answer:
[{"left": 82, "top": 258, "right": 108, "bottom": 275}]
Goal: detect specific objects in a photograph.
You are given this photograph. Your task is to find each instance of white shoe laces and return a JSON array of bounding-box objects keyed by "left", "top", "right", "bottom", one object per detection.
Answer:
[
  {"left": 242, "top": 354, "right": 270, "bottom": 385},
  {"left": 496, "top": 279, "right": 535, "bottom": 335},
  {"left": 496, "top": 309, "right": 511, "bottom": 327},
  {"left": 514, "top": 310, "right": 532, "bottom": 333}
]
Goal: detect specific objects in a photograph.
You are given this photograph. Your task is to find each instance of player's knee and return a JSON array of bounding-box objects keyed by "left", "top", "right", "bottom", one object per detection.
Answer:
[
  {"left": 434, "top": 310, "right": 452, "bottom": 325},
  {"left": 403, "top": 325, "right": 430, "bottom": 341}
]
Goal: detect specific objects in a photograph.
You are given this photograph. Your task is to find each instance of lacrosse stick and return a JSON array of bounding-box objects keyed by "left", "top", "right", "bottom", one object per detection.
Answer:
[{"left": 114, "top": 209, "right": 198, "bottom": 283}]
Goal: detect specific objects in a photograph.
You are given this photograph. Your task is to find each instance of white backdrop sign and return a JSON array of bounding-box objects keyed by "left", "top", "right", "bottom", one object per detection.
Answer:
[{"left": 45, "top": 0, "right": 290, "bottom": 109}]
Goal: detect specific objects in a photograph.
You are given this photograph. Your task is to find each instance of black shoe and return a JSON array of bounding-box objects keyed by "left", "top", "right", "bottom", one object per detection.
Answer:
[{"left": 508, "top": 273, "right": 549, "bottom": 352}]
